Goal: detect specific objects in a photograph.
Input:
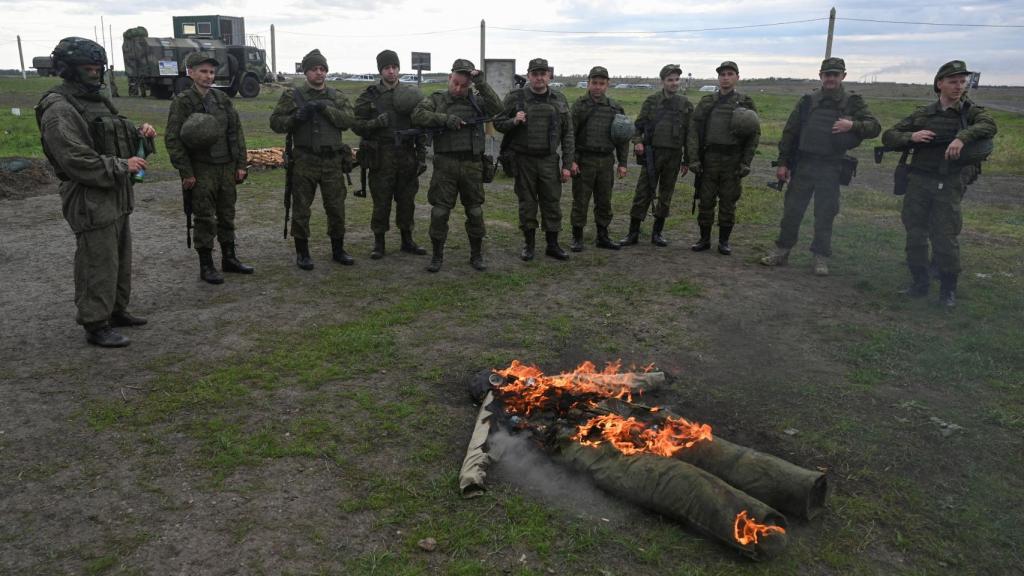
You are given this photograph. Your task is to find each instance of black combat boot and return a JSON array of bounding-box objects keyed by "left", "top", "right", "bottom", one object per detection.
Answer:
[
  {"left": 85, "top": 325, "right": 130, "bottom": 348},
  {"left": 717, "top": 225, "right": 734, "bottom": 255},
  {"left": 651, "top": 217, "right": 668, "bottom": 247},
  {"left": 596, "top": 225, "right": 620, "bottom": 250},
  {"left": 221, "top": 242, "right": 254, "bottom": 274},
  {"left": 899, "top": 266, "right": 930, "bottom": 298},
  {"left": 520, "top": 229, "right": 536, "bottom": 261},
  {"left": 331, "top": 237, "right": 354, "bottom": 266},
  {"left": 545, "top": 231, "right": 570, "bottom": 261},
  {"left": 691, "top": 224, "right": 712, "bottom": 252},
  {"left": 198, "top": 249, "right": 224, "bottom": 284},
  {"left": 426, "top": 239, "right": 444, "bottom": 273},
  {"left": 400, "top": 229, "right": 427, "bottom": 255},
  {"left": 294, "top": 238, "right": 314, "bottom": 270},
  {"left": 939, "top": 273, "right": 958, "bottom": 308},
  {"left": 620, "top": 218, "right": 641, "bottom": 246},
  {"left": 370, "top": 233, "right": 386, "bottom": 260},
  {"left": 469, "top": 236, "right": 486, "bottom": 271},
  {"left": 569, "top": 226, "right": 584, "bottom": 252},
  {"left": 110, "top": 311, "right": 147, "bottom": 327}
]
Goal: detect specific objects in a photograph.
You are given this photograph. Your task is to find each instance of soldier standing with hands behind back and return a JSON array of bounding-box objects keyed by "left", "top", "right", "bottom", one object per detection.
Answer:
[{"left": 166, "top": 52, "right": 253, "bottom": 285}]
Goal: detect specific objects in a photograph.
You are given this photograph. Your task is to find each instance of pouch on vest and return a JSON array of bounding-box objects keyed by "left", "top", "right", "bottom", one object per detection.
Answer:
[{"left": 839, "top": 155, "right": 858, "bottom": 186}]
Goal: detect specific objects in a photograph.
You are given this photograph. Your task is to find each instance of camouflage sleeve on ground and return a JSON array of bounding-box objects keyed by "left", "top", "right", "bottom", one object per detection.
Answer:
[
  {"left": 164, "top": 95, "right": 194, "bottom": 179},
  {"left": 350, "top": 88, "right": 377, "bottom": 138},
  {"left": 322, "top": 91, "right": 354, "bottom": 131},
  {"left": 559, "top": 95, "right": 575, "bottom": 169},
  {"left": 881, "top": 109, "right": 920, "bottom": 149},
  {"left": 959, "top": 104, "right": 997, "bottom": 143},
  {"left": 40, "top": 98, "right": 128, "bottom": 189},
  {"left": 740, "top": 95, "right": 760, "bottom": 168},
  {"left": 776, "top": 98, "right": 804, "bottom": 166},
  {"left": 269, "top": 89, "right": 297, "bottom": 134},
  {"left": 410, "top": 93, "right": 445, "bottom": 128},
  {"left": 848, "top": 94, "right": 881, "bottom": 139},
  {"left": 492, "top": 91, "right": 519, "bottom": 134},
  {"left": 227, "top": 100, "right": 247, "bottom": 170}
]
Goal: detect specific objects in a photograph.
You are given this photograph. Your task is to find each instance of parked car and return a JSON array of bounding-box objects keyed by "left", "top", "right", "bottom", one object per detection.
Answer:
[
  {"left": 399, "top": 74, "right": 420, "bottom": 83},
  {"left": 346, "top": 74, "right": 377, "bottom": 82},
  {"left": 577, "top": 81, "right": 588, "bottom": 88},
  {"left": 613, "top": 83, "right": 633, "bottom": 89},
  {"left": 699, "top": 85, "right": 717, "bottom": 92},
  {"left": 633, "top": 83, "right": 653, "bottom": 89},
  {"left": 550, "top": 82, "right": 565, "bottom": 88}
]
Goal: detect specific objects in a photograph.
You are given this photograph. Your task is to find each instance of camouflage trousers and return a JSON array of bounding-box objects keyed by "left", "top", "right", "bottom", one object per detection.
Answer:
[
  {"left": 74, "top": 214, "right": 131, "bottom": 330},
  {"left": 775, "top": 156, "right": 841, "bottom": 257},
  {"left": 192, "top": 161, "right": 237, "bottom": 251},
  {"left": 571, "top": 152, "right": 616, "bottom": 229},
  {"left": 513, "top": 152, "right": 563, "bottom": 232},
  {"left": 369, "top": 144, "right": 420, "bottom": 234},
  {"left": 427, "top": 152, "right": 486, "bottom": 243},
  {"left": 290, "top": 149, "right": 348, "bottom": 240},
  {"left": 629, "top": 147, "right": 683, "bottom": 220},
  {"left": 696, "top": 150, "right": 744, "bottom": 228},
  {"left": 901, "top": 170, "right": 964, "bottom": 275}
]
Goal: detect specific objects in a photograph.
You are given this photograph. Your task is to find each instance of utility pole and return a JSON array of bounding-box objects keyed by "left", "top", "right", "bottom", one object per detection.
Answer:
[
  {"left": 825, "top": 7, "right": 836, "bottom": 58},
  {"left": 17, "top": 35, "right": 26, "bottom": 80},
  {"left": 109, "top": 24, "right": 115, "bottom": 69},
  {"left": 480, "top": 19, "right": 485, "bottom": 75},
  {"left": 101, "top": 16, "right": 106, "bottom": 56},
  {"left": 270, "top": 24, "right": 277, "bottom": 75}
]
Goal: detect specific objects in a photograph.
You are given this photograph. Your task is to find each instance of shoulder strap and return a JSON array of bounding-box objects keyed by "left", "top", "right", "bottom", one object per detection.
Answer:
[{"left": 291, "top": 87, "right": 306, "bottom": 108}]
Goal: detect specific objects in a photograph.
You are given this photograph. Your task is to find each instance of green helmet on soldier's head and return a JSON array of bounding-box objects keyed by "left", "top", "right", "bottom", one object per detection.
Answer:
[
  {"left": 180, "top": 113, "right": 220, "bottom": 150},
  {"left": 730, "top": 107, "right": 760, "bottom": 138},
  {"left": 51, "top": 37, "right": 107, "bottom": 83},
  {"left": 392, "top": 85, "right": 424, "bottom": 114},
  {"left": 610, "top": 113, "right": 635, "bottom": 144}
]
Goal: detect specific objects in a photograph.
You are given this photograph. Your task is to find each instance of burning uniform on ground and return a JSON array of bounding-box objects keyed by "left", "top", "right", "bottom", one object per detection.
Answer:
[
  {"left": 270, "top": 49, "right": 356, "bottom": 270},
  {"left": 761, "top": 57, "right": 880, "bottom": 276},
  {"left": 411, "top": 58, "right": 503, "bottom": 273},
  {"left": 622, "top": 64, "right": 693, "bottom": 248},
  {"left": 494, "top": 57, "right": 576, "bottom": 261},
  {"left": 881, "top": 60, "right": 997, "bottom": 307}
]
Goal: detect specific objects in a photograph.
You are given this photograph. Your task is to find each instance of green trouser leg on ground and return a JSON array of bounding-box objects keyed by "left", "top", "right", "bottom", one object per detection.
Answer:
[
  {"left": 427, "top": 153, "right": 486, "bottom": 243},
  {"left": 191, "top": 161, "right": 237, "bottom": 252},
  {"left": 571, "top": 153, "right": 615, "bottom": 230},
  {"left": 289, "top": 152, "right": 348, "bottom": 240},
  {"left": 901, "top": 171, "right": 964, "bottom": 275},
  {"left": 75, "top": 214, "right": 131, "bottom": 330},
  {"left": 697, "top": 151, "right": 743, "bottom": 229},
  {"left": 369, "top": 144, "right": 420, "bottom": 234},
  {"left": 629, "top": 147, "right": 683, "bottom": 221},
  {"left": 775, "top": 157, "right": 841, "bottom": 256},
  {"left": 514, "top": 152, "right": 563, "bottom": 232}
]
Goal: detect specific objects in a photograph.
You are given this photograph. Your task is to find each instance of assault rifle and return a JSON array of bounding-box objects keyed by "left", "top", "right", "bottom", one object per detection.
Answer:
[
  {"left": 393, "top": 116, "right": 491, "bottom": 146},
  {"left": 183, "top": 184, "right": 193, "bottom": 248},
  {"left": 282, "top": 133, "right": 294, "bottom": 238}
]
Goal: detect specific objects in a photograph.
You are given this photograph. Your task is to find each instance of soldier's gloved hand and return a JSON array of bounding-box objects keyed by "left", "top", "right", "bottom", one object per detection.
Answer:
[
  {"left": 445, "top": 115, "right": 463, "bottom": 130},
  {"left": 737, "top": 164, "right": 751, "bottom": 178},
  {"left": 688, "top": 162, "right": 702, "bottom": 175},
  {"left": 294, "top": 105, "right": 311, "bottom": 123},
  {"left": 417, "top": 161, "right": 428, "bottom": 176},
  {"left": 373, "top": 113, "right": 390, "bottom": 128},
  {"left": 310, "top": 100, "right": 326, "bottom": 111}
]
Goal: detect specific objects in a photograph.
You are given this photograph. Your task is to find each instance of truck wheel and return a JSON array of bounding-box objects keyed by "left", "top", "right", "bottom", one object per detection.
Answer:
[
  {"left": 239, "top": 74, "right": 261, "bottom": 98},
  {"left": 174, "top": 76, "right": 193, "bottom": 95}
]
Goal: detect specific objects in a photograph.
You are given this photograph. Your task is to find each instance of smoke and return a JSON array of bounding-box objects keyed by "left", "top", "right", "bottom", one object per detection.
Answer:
[{"left": 488, "top": 428, "right": 641, "bottom": 523}]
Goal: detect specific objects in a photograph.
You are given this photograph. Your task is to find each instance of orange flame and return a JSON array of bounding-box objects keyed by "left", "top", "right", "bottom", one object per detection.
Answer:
[
  {"left": 494, "top": 360, "right": 645, "bottom": 415},
  {"left": 572, "top": 413, "right": 712, "bottom": 457},
  {"left": 733, "top": 510, "right": 786, "bottom": 546}
]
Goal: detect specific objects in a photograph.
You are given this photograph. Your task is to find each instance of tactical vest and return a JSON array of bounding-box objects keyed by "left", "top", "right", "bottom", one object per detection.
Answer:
[
  {"left": 797, "top": 91, "right": 860, "bottom": 157},
  {"left": 649, "top": 95, "right": 686, "bottom": 149},
  {"left": 182, "top": 88, "right": 233, "bottom": 163},
  {"left": 291, "top": 87, "right": 344, "bottom": 150},
  {"left": 909, "top": 104, "right": 966, "bottom": 173},
  {"left": 576, "top": 97, "right": 620, "bottom": 153},
  {"left": 431, "top": 93, "right": 484, "bottom": 155},
  {"left": 706, "top": 94, "right": 739, "bottom": 146},
  {"left": 36, "top": 85, "right": 139, "bottom": 180},
  {"left": 371, "top": 85, "right": 412, "bottom": 143},
  {"left": 521, "top": 90, "right": 560, "bottom": 154}
]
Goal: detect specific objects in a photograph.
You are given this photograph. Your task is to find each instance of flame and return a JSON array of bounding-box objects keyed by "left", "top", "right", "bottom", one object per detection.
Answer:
[
  {"left": 733, "top": 510, "right": 786, "bottom": 545},
  {"left": 494, "top": 360, "right": 645, "bottom": 415},
  {"left": 572, "top": 413, "right": 712, "bottom": 457}
]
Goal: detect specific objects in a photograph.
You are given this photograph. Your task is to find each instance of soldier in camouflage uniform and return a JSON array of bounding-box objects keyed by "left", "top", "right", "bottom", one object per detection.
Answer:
[
  {"left": 494, "top": 57, "right": 576, "bottom": 261},
  {"left": 569, "top": 66, "right": 629, "bottom": 252},
  {"left": 761, "top": 57, "right": 880, "bottom": 276},
  {"left": 270, "top": 49, "right": 355, "bottom": 270},
  {"left": 411, "top": 58, "right": 503, "bottom": 273},
  {"left": 352, "top": 50, "right": 428, "bottom": 259},
  {"left": 166, "top": 52, "right": 253, "bottom": 285},
  {"left": 687, "top": 61, "right": 759, "bottom": 255},
  {"left": 36, "top": 37, "right": 155, "bottom": 347},
  {"left": 882, "top": 60, "right": 997, "bottom": 307},
  {"left": 622, "top": 64, "right": 692, "bottom": 247}
]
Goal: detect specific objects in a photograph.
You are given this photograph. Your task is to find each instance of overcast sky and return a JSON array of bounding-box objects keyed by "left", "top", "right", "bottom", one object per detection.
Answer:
[{"left": 3, "top": 0, "right": 1023, "bottom": 85}]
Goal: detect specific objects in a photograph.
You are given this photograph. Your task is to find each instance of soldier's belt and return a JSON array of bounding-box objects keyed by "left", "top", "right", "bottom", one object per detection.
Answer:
[
  {"left": 436, "top": 151, "right": 479, "bottom": 160},
  {"left": 906, "top": 164, "right": 961, "bottom": 179},
  {"left": 295, "top": 146, "right": 343, "bottom": 158},
  {"left": 576, "top": 148, "right": 614, "bottom": 156},
  {"left": 706, "top": 144, "right": 741, "bottom": 154}
]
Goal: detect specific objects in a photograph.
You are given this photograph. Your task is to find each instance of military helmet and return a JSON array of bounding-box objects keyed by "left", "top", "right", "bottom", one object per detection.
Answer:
[
  {"left": 730, "top": 107, "right": 760, "bottom": 138},
  {"left": 392, "top": 85, "right": 424, "bottom": 114},
  {"left": 610, "top": 113, "right": 635, "bottom": 144},
  {"left": 51, "top": 37, "right": 107, "bottom": 78},
  {"left": 180, "top": 113, "right": 220, "bottom": 150},
  {"left": 954, "top": 138, "right": 994, "bottom": 165}
]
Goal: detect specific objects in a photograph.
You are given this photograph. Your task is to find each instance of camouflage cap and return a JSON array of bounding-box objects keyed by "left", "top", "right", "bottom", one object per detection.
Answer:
[
  {"left": 302, "top": 49, "right": 328, "bottom": 72},
  {"left": 659, "top": 64, "right": 682, "bottom": 80},
  {"left": 451, "top": 58, "right": 475, "bottom": 73},
  {"left": 716, "top": 61, "right": 739, "bottom": 74},
  {"left": 588, "top": 66, "right": 609, "bottom": 79},
  {"left": 185, "top": 51, "right": 219, "bottom": 69},
  {"left": 376, "top": 49, "right": 399, "bottom": 71},
  {"left": 528, "top": 58, "right": 550, "bottom": 72},
  {"left": 820, "top": 57, "right": 846, "bottom": 73},
  {"left": 933, "top": 60, "right": 972, "bottom": 92}
]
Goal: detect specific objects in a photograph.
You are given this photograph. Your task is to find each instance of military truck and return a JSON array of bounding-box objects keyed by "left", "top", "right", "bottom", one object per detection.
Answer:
[
  {"left": 32, "top": 56, "right": 57, "bottom": 77},
  {"left": 122, "top": 18, "right": 270, "bottom": 99}
]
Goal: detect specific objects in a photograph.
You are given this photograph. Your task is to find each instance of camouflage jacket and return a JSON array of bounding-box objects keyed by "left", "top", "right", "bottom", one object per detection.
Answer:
[
  {"left": 494, "top": 87, "right": 575, "bottom": 169},
  {"left": 881, "top": 95, "right": 996, "bottom": 152},
  {"left": 269, "top": 82, "right": 354, "bottom": 135},
  {"left": 632, "top": 89, "right": 693, "bottom": 163},
  {"left": 571, "top": 94, "right": 629, "bottom": 167},
  {"left": 165, "top": 86, "right": 246, "bottom": 178},
  {"left": 777, "top": 86, "right": 880, "bottom": 167},
  {"left": 687, "top": 90, "right": 760, "bottom": 169}
]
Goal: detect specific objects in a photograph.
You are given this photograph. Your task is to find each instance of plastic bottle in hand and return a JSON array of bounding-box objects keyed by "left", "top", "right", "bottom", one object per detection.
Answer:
[{"left": 132, "top": 140, "right": 146, "bottom": 183}]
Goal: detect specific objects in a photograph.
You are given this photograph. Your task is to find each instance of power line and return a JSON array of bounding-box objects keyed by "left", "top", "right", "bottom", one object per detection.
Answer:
[
  {"left": 490, "top": 17, "right": 828, "bottom": 35},
  {"left": 838, "top": 16, "right": 1024, "bottom": 28},
  {"left": 274, "top": 26, "right": 477, "bottom": 39}
]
